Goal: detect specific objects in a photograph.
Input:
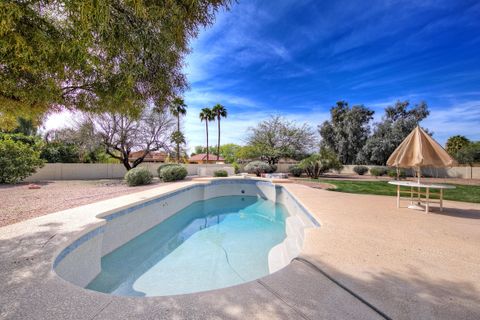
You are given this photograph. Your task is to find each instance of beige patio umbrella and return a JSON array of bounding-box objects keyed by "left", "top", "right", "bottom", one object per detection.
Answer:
[{"left": 387, "top": 126, "right": 455, "bottom": 182}]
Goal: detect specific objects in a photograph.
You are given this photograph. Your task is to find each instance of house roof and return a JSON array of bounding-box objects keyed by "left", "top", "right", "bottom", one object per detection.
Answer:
[
  {"left": 128, "top": 151, "right": 167, "bottom": 162},
  {"left": 189, "top": 153, "right": 225, "bottom": 161}
]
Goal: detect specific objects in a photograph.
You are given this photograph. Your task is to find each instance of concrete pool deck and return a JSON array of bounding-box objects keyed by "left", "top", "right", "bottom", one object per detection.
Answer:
[{"left": 0, "top": 180, "right": 479, "bottom": 319}]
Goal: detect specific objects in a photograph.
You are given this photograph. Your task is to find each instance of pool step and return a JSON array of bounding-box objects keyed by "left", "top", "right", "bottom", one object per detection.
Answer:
[
  {"left": 285, "top": 216, "right": 305, "bottom": 243},
  {"left": 269, "top": 216, "right": 305, "bottom": 273}
]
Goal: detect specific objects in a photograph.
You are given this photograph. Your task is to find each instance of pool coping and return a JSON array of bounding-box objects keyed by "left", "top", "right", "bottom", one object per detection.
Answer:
[
  {"left": 1, "top": 177, "right": 322, "bottom": 302},
  {"left": 52, "top": 177, "right": 320, "bottom": 274}
]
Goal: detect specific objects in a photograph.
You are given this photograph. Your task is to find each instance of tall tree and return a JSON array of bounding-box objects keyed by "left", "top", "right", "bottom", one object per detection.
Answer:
[
  {"left": 44, "top": 120, "right": 105, "bottom": 163},
  {"left": 170, "top": 131, "right": 186, "bottom": 162},
  {"left": 357, "top": 101, "right": 430, "bottom": 165},
  {"left": 191, "top": 145, "right": 216, "bottom": 156},
  {"left": 169, "top": 97, "right": 188, "bottom": 163},
  {"left": 212, "top": 104, "right": 228, "bottom": 160},
  {"left": 0, "top": 0, "right": 232, "bottom": 129},
  {"left": 445, "top": 135, "right": 470, "bottom": 157},
  {"left": 199, "top": 108, "right": 215, "bottom": 164},
  {"left": 90, "top": 107, "right": 175, "bottom": 170},
  {"left": 455, "top": 141, "right": 480, "bottom": 179},
  {"left": 247, "top": 115, "right": 316, "bottom": 165},
  {"left": 219, "top": 143, "right": 242, "bottom": 163},
  {"left": 318, "top": 101, "right": 374, "bottom": 164}
]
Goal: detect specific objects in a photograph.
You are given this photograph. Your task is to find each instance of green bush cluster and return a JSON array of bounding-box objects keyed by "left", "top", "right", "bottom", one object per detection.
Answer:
[
  {"left": 0, "top": 136, "right": 45, "bottom": 183},
  {"left": 299, "top": 149, "right": 343, "bottom": 179},
  {"left": 213, "top": 169, "right": 228, "bottom": 177},
  {"left": 124, "top": 167, "right": 153, "bottom": 186},
  {"left": 353, "top": 165, "right": 369, "bottom": 175},
  {"left": 270, "top": 164, "right": 277, "bottom": 173},
  {"left": 244, "top": 161, "right": 273, "bottom": 177},
  {"left": 232, "top": 162, "right": 240, "bottom": 174},
  {"left": 160, "top": 165, "right": 188, "bottom": 182},
  {"left": 157, "top": 163, "right": 178, "bottom": 179},
  {"left": 40, "top": 141, "right": 80, "bottom": 163},
  {"left": 288, "top": 165, "right": 303, "bottom": 177},
  {"left": 387, "top": 168, "right": 406, "bottom": 179},
  {"left": 369, "top": 166, "right": 388, "bottom": 177}
]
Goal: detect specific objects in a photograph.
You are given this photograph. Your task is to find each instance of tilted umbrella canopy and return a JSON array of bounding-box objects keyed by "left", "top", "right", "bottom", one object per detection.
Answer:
[{"left": 387, "top": 126, "right": 455, "bottom": 168}]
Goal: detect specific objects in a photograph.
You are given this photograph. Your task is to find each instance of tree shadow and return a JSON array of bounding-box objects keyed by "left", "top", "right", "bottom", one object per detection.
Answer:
[
  {"left": 428, "top": 207, "right": 480, "bottom": 219},
  {"left": 291, "top": 256, "right": 480, "bottom": 320},
  {"left": 2, "top": 217, "right": 479, "bottom": 319}
]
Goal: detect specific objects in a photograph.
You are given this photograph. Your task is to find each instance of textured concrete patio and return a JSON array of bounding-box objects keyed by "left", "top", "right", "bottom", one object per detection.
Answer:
[{"left": 0, "top": 181, "right": 479, "bottom": 319}]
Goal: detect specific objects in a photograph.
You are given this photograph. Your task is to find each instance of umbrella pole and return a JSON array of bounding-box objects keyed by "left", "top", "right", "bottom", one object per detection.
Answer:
[{"left": 417, "top": 167, "right": 421, "bottom": 205}]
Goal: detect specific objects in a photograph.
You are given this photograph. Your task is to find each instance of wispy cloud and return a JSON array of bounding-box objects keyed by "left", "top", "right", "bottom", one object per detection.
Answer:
[
  {"left": 45, "top": 0, "right": 480, "bottom": 151},
  {"left": 423, "top": 101, "right": 480, "bottom": 144}
]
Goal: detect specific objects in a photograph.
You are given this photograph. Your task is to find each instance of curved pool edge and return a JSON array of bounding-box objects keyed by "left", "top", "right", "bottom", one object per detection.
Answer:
[
  {"left": 51, "top": 177, "right": 321, "bottom": 295},
  {"left": 268, "top": 186, "right": 320, "bottom": 274}
]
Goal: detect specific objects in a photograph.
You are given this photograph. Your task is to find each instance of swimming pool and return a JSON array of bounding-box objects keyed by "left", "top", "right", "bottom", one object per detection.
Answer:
[
  {"left": 87, "top": 196, "right": 287, "bottom": 296},
  {"left": 54, "top": 178, "right": 318, "bottom": 297}
]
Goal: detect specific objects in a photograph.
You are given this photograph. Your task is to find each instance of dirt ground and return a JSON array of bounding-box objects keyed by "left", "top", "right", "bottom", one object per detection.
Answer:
[{"left": 0, "top": 179, "right": 171, "bottom": 227}]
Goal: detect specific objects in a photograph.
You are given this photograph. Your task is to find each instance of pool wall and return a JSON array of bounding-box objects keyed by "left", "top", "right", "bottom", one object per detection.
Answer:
[{"left": 54, "top": 178, "right": 319, "bottom": 289}]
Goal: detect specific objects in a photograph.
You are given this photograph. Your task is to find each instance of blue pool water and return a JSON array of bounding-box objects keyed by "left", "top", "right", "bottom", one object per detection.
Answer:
[{"left": 87, "top": 196, "right": 288, "bottom": 296}]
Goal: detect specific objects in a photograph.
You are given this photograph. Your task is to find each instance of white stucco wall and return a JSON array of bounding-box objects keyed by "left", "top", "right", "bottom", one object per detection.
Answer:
[{"left": 25, "top": 163, "right": 234, "bottom": 181}]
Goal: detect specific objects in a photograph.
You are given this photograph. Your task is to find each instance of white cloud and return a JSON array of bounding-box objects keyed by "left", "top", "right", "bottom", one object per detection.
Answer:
[{"left": 422, "top": 101, "right": 480, "bottom": 144}]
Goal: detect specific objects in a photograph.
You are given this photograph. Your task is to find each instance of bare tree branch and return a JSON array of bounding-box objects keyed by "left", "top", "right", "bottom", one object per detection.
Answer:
[{"left": 89, "top": 106, "right": 175, "bottom": 170}]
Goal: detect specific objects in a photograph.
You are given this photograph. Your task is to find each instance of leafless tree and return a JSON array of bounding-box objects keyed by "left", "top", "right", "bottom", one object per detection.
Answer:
[{"left": 90, "top": 107, "right": 175, "bottom": 170}]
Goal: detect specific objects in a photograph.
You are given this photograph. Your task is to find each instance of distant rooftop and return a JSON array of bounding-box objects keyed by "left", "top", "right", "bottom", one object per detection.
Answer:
[{"left": 189, "top": 153, "right": 225, "bottom": 161}]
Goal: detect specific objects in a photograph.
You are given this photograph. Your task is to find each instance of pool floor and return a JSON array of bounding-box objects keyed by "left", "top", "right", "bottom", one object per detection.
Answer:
[{"left": 87, "top": 196, "right": 287, "bottom": 296}]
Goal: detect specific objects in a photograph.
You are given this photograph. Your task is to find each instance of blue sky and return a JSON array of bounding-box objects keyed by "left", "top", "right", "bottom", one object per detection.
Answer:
[
  {"left": 45, "top": 0, "right": 480, "bottom": 150},
  {"left": 180, "top": 0, "right": 480, "bottom": 149}
]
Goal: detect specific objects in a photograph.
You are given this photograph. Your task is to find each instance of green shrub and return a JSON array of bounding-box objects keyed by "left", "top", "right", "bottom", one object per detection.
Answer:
[
  {"left": 269, "top": 164, "right": 277, "bottom": 173},
  {"left": 387, "top": 168, "right": 406, "bottom": 179},
  {"left": 232, "top": 162, "right": 240, "bottom": 174},
  {"left": 0, "top": 137, "right": 45, "bottom": 184},
  {"left": 353, "top": 165, "right": 369, "bottom": 175},
  {"left": 124, "top": 167, "right": 153, "bottom": 186},
  {"left": 299, "top": 149, "right": 343, "bottom": 179},
  {"left": 244, "top": 161, "right": 272, "bottom": 177},
  {"left": 369, "top": 166, "right": 388, "bottom": 177},
  {"left": 161, "top": 165, "right": 188, "bottom": 182},
  {"left": 0, "top": 133, "right": 43, "bottom": 147},
  {"left": 157, "top": 163, "right": 177, "bottom": 179},
  {"left": 214, "top": 169, "right": 228, "bottom": 177},
  {"left": 288, "top": 165, "right": 303, "bottom": 177},
  {"left": 40, "top": 141, "right": 81, "bottom": 163}
]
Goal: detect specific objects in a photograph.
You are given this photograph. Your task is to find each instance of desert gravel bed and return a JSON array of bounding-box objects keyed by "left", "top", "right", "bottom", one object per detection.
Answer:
[{"left": 0, "top": 179, "right": 172, "bottom": 227}]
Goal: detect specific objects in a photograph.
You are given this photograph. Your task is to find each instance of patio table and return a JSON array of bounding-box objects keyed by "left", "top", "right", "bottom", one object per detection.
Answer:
[{"left": 388, "top": 180, "right": 455, "bottom": 213}]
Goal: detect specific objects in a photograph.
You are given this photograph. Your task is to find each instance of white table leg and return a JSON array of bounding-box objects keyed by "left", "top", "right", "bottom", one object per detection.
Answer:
[
  {"left": 397, "top": 185, "right": 400, "bottom": 208},
  {"left": 417, "top": 186, "right": 421, "bottom": 205}
]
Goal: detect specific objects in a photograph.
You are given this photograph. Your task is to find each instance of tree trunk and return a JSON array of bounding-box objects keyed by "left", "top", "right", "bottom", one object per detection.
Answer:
[
  {"left": 177, "top": 115, "right": 180, "bottom": 163},
  {"left": 206, "top": 121, "right": 209, "bottom": 165},
  {"left": 122, "top": 155, "right": 132, "bottom": 171},
  {"left": 217, "top": 116, "right": 220, "bottom": 161}
]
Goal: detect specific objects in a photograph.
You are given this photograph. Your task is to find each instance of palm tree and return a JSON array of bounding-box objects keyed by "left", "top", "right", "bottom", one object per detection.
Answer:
[
  {"left": 212, "top": 104, "right": 227, "bottom": 161},
  {"left": 199, "top": 108, "right": 215, "bottom": 164},
  {"left": 169, "top": 97, "right": 187, "bottom": 163}
]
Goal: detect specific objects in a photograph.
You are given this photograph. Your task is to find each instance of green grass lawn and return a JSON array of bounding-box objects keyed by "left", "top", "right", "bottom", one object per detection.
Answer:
[{"left": 306, "top": 179, "right": 480, "bottom": 203}]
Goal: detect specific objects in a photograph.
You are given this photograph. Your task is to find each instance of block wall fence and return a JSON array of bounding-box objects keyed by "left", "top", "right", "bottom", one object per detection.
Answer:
[
  {"left": 25, "top": 163, "right": 234, "bottom": 181},
  {"left": 25, "top": 163, "right": 479, "bottom": 181}
]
